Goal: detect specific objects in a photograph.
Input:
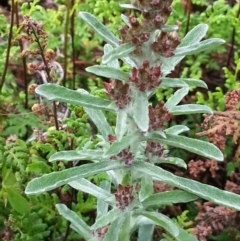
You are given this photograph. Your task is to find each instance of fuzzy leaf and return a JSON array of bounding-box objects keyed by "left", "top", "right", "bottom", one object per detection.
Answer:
[
  {"left": 36, "top": 84, "right": 113, "bottom": 111},
  {"left": 104, "top": 44, "right": 119, "bottom": 68},
  {"left": 56, "top": 204, "right": 91, "bottom": 239},
  {"left": 175, "top": 38, "right": 225, "bottom": 56},
  {"left": 161, "top": 78, "right": 207, "bottom": 89},
  {"left": 115, "top": 108, "right": 128, "bottom": 141},
  {"left": 49, "top": 150, "right": 104, "bottom": 162},
  {"left": 137, "top": 225, "right": 154, "bottom": 241},
  {"left": 170, "top": 104, "right": 213, "bottom": 115},
  {"left": 119, "top": 3, "right": 139, "bottom": 10},
  {"left": 142, "top": 190, "right": 198, "bottom": 208},
  {"left": 25, "top": 161, "right": 123, "bottom": 194},
  {"left": 179, "top": 24, "right": 208, "bottom": 47},
  {"left": 164, "top": 87, "right": 189, "bottom": 110},
  {"left": 134, "top": 161, "right": 240, "bottom": 211},
  {"left": 91, "top": 208, "right": 121, "bottom": 230},
  {"left": 164, "top": 125, "right": 190, "bottom": 135},
  {"left": 157, "top": 157, "right": 187, "bottom": 169},
  {"left": 79, "top": 12, "right": 119, "bottom": 47},
  {"left": 86, "top": 65, "right": 129, "bottom": 82},
  {"left": 139, "top": 175, "right": 153, "bottom": 202},
  {"left": 133, "top": 91, "right": 149, "bottom": 132},
  {"left": 84, "top": 107, "right": 113, "bottom": 141},
  {"left": 146, "top": 133, "right": 223, "bottom": 161},
  {"left": 136, "top": 211, "right": 179, "bottom": 237},
  {"left": 69, "top": 178, "right": 114, "bottom": 203},
  {"left": 97, "top": 181, "right": 111, "bottom": 218},
  {"left": 102, "top": 42, "right": 136, "bottom": 64}
]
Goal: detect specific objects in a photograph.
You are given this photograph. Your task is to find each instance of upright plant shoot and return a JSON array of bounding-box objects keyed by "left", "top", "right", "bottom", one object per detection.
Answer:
[{"left": 25, "top": 1, "right": 240, "bottom": 241}]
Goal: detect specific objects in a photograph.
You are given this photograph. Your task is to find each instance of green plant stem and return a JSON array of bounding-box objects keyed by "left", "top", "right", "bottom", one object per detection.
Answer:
[
  {"left": 70, "top": 0, "right": 76, "bottom": 89},
  {"left": 63, "top": 0, "right": 71, "bottom": 87},
  {"left": 15, "top": 2, "right": 28, "bottom": 108},
  {"left": 32, "top": 29, "right": 59, "bottom": 130},
  {"left": 227, "top": 0, "right": 240, "bottom": 67},
  {"left": 184, "top": 0, "right": 191, "bottom": 36},
  {"left": 0, "top": 0, "right": 15, "bottom": 92}
]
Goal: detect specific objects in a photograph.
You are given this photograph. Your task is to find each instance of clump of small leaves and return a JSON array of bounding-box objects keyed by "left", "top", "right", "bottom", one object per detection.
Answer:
[{"left": 25, "top": 0, "right": 240, "bottom": 241}]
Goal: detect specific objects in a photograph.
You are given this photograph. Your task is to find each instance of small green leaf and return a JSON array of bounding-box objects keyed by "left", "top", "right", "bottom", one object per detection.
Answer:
[
  {"left": 170, "top": 104, "right": 213, "bottom": 115},
  {"left": 97, "top": 181, "right": 111, "bottom": 218},
  {"left": 175, "top": 38, "right": 225, "bottom": 56},
  {"left": 56, "top": 204, "right": 91, "bottom": 239},
  {"left": 86, "top": 65, "right": 129, "bottom": 82},
  {"left": 146, "top": 133, "right": 223, "bottom": 161},
  {"left": 79, "top": 12, "right": 119, "bottom": 47},
  {"left": 7, "top": 188, "right": 30, "bottom": 214},
  {"left": 134, "top": 161, "right": 240, "bottom": 211},
  {"left": 137, "top": 225, "right": 154, "bottom": 241},
  {"left": 25, "top": 161, "right": 123, "bottom": 194},
  {"left": 158, "top": 157, "right": 187, "bottom": 169},
  {"left": 104, "top": 44, "right": 119, "bottom": 68},
  {"left": 49, "top": 150, "right": 104, "bottom": 162},
  {"left": 142, "top": 190, "right": 198, "bottom": 208},
  {"left": 139, "top": 175, "right": 153, "bottom": 202},
  {"left": 36, "top": 84, "right": 113, "bottom": 111},
  {"left": 102, "top": 43, "right": 136, "bottom": 64},
  {"left": 133, "top": 91, "right": 149, "bottom": 132},
  {"left": 164, "top": 87, "right": 189, "bottom": 110},
  {"left": 119, "top": 3, "right": 139, "bottom": 10}
]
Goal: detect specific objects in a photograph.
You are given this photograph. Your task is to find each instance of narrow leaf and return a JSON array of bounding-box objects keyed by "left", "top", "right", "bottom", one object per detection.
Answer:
[
  {"left": 84, "top": 107, "right": 113, "bottom": 141},
  {"left": 86, "top": 65, "right": 129, "bottom": 82},
  {"left": 179, "top": 24, "right": 208, "bottom": 47},
  {"left": 137, "top": 225, "right": 154, "bottom": 241},
  {"left": 69, "top": 178, "right": 114, "bottom": 203},
  {"left": 36, "top": 84, "right": 113, "bottom": 111},
  {"left": 139, "top": 175, "right": 153, "bottom": 201},
  {"left": 142, "top": 190, "right": 198, "bottom": 208},
  {"left": 79, "top": 12, "right": 119, "bottom": 47},
  {"left": 136, "top": 211, "right": 179, "bottom": 237},
  {"left": 161, "top": 77, "right": 207, "bottom": 89},
  {"left": 56, "top": 204, "right": 91, "bottom": 239},
  {"left": 49, "top": 150, "right": 104, "bottom": 162},
  {"left": 146, "top": 133, "right": 223, "bottom": 161},
  {"left": 91, "top": 208, "right": 121, "bottom": 230},
  {"left": 97, "top": 181, "right": 111, "bottom": 218},
  {"left": 164, "top": 87, "right": 189, "bottom": 110},
  {"left": 133, "top": 91, "right": 149, "bottom": 132},
  {"left": 134, "top": 161, "right": 240, "bottom": 211},
  {"left": 158, "top": 157, "right": 187, "bottom": 169},
  {"left": 175, "top": 38, "right": 225, "bottom": 56},
  {"left": 115, "top": 108, "right": 128, "bottom": 141},
  {"left": 119, "top": 3, "right": 139, "bottom": 10},
  {"left": 25, "top": 161, "right": 123, "bottom": 194},
  {"left": 104, "top": 44, "right": 119, "bottom": 68},
  {"left": 102, "top": 43, "right": 136, "bottom": 64},
  {"left": 164, "top": 125, "right": 190, "bottom": 135},
  {"left": 170, "top": 104, "right": 213, "bottom": 115}
]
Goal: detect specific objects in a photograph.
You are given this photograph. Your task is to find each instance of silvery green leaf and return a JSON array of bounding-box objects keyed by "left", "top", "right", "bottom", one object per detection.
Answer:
[
  {"left": 137, "top": 225, "right": 154, "bottom": 241},
  {"left": 179, "top": 24, "right": 208, "bottom": 47},
  {"left": 35, "top": 84, "right": 113, "bottom": 111},
  {"left": 175, "top": 38, "right": 225, "bottom": 56},
  {"left": 170, "top": 104, "right": 213, "bottom": 115},
  {"left": 102, "top": 42, "right": 136, "bottom": 64},
  {"left": 119, "top": 3, "right": 139, "bottom": 10},
  {"left": 164, "top": 87, "right": 189, "bottom": 110},
  {"left": 79, "top": 12, "right": 119, "bottom": 47},
  {"left": 133, "top": 91, "right": 149, "bottom": 132},
  {"left": 25, "top": 161, "right": 123, "bottom": 194},
  {"left": 161, "top": 77, "right": 207, "bottom": 89},
  {"left": 158, "top": 157, "right": 187, "bottom": 169},
  {"left": 69, "top": 178, "right": 114, "bottom": 204},
  {"left": 115, "top": 108, "right": 128, "bottom": 141},
  {"left": 86, "top": 65, "right": 129, "bottom": 82},
  {"left": 49, "top": 150, "right": 104, "bottom": 162},
  {"left": 56, "top": 204, "right": 91, "bottom": 239},
  {"left": 97, "top": 181, "right": 111, "bottom": 218},
  {"left": 104, "top": 44, "right": 119, "bottom": 68},
  {"left": 164, "top": 125, "right": 190, "bottom": 135},
  {"left": 134, "top": 161, "right": 240, "bottom": 211},
  {"left": 162, "top": 25, "right": 179, "bottom": 32},
  {"left": 146, "top": 133, "right": 223, "bottom": 161},
  {"left": 139, "top": 175, "right": 153, "bottom": 202},
  {"left": 142, "top": 190, "right": 198, "bottom": 208},
  {"left": 121, "top": 14, "right": 130, "bottom": 27},
  {"left": 84, "top": 107, "right": 113, "bottom": 141}
]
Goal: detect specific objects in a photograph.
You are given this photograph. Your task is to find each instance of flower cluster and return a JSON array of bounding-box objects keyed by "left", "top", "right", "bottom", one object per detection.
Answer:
[{"left": 114, "top": 184, "right": 134, "bottom": 210}]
